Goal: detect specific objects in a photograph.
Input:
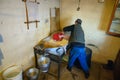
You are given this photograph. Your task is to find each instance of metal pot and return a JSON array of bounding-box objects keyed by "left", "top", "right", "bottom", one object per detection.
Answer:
[
  {"left": 38, "top": 55, "right": 50, "bottom": 72},
  {"left": 26, "top": 68, "right": 39, "bottom": 80}
]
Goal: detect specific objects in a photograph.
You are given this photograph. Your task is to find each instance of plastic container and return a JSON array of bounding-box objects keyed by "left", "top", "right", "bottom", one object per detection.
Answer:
[{"left": 2, "top": 65, "right": 23, "bottom": 80}]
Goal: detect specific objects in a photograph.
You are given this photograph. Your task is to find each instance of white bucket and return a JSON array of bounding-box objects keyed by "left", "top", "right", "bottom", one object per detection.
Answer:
[{"left": 2, "top": 65, "right": 23, "bottom": 80}]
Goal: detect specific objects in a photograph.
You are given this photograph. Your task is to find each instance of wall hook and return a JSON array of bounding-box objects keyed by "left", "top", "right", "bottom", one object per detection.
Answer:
[{"left": 77, "top": 0, "right": 80, "bottom": 11}]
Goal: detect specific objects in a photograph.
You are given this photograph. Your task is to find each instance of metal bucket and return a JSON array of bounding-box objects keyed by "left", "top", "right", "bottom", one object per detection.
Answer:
[
  {"left": 26, "top": 68, "right": 39, "bottom": 80},
  {"left": 38, "top": 55, "right": 50, "bottom": 72}
]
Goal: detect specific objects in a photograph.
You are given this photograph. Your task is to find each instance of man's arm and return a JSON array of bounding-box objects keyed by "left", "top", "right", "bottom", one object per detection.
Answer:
[
  {"left": 60, "top": 25, "right": 74, "bottom": 40},
  {"left": 63, "top": 25, "right": 74, "bottom": 32}
]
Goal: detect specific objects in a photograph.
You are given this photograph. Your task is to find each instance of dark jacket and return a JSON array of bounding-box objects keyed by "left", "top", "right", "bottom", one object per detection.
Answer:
[{"left": 63, "top": 24, "right": 85, "bottom": 50}]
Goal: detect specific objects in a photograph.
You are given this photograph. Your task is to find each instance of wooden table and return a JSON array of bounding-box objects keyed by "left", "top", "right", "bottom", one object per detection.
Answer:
[{"left": 33, "top": 37, "right": 68, "bottom": 80}]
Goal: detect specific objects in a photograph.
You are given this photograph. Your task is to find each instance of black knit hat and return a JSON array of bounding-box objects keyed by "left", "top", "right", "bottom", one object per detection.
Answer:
[{"left": 75, "top": 19, "right": 82, "bottom": 24}]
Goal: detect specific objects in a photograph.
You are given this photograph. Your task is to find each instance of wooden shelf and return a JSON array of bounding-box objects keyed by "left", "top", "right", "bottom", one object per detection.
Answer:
[
  {"left": 117, "top": 3, "right": 120, "bottom": 8},
  {"left": 112, "top": 18, "right": 120, "bottom": 24},
  {"left": 107, "top": 0, "right": 120, "bottom": 37}
]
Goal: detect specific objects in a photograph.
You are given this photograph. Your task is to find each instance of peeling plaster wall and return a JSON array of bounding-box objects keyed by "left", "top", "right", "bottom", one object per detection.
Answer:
[{"left": 0, "top": 0, "right": 59, "bottom": 72}]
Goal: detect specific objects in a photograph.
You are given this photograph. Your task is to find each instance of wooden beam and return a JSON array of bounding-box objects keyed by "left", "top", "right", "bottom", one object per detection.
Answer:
[
  {"left": 24, "top": 20, "right": 40, "bottom": 28},
  {"left": 24, "top": 1, "right": 29, "bottom": 29}
]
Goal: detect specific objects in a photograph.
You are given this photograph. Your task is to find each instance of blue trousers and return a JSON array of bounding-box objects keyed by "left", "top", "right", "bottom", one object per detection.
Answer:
[{"left": 68, "top": 46, "right": 89, "bottom": 73}]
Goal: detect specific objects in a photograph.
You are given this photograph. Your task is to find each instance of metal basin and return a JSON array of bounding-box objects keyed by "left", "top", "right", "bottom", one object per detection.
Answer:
[{"left": 26, "top": 68, "right": 39, "bottom": 80}]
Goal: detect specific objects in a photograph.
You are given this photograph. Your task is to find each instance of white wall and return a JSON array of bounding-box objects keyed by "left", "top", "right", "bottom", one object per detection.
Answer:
[
  {"left": 0, "top": 0, "right": 59, "bottom": 72},
  {"left": 60, "top": 0, "right": 120, "bottom": 63}
]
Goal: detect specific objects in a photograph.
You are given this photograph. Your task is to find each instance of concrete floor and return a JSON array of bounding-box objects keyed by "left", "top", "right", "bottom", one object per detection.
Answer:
[
  {"left": 0, "top": 61, "right": 114, "bottom": 80},
  {"left": 36, "top": 61, "right": 114, "bottom": 80}
]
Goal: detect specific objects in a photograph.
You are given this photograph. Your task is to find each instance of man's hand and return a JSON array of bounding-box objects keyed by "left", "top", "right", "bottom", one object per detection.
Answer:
[{"left": 61, "top": 31, "right": 70, "bottom": 40}]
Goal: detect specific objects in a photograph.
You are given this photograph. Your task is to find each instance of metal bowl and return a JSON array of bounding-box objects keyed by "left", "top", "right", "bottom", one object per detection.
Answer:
[{"left": 26, "top": 68, "right": 39, "bottom": 80}]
